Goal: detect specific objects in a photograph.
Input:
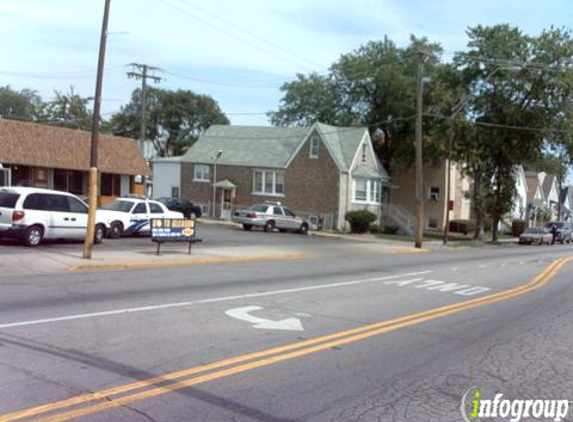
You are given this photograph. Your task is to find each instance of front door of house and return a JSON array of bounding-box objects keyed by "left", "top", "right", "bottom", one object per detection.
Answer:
[{"left": 220, "top": 188, "right": 232, "bottom": 219}]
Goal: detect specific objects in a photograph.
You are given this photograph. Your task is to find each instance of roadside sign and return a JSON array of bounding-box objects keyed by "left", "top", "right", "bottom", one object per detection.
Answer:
[{"left": 151, "top": 218, "right": 199, "bottom": 255}]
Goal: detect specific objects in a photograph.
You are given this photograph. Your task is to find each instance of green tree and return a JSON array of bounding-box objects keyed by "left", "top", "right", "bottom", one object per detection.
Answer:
[
  {"left": 44, "top": 87, "right": 93, "bottom": 130},
  {"left": 268, "top": 73, "right": 341, "bottom": 127},
  {"left": 269, "top": 36, "right": 451, "bottom": 175},
  {"left": 452, "top": 25, "right": 573, "bottom": 240},
  {"left": 0, "top": 86, "right": 45, "bottom": 121},
  {"left": 107, "top": 88, "right": 229, "bottom": 157}
]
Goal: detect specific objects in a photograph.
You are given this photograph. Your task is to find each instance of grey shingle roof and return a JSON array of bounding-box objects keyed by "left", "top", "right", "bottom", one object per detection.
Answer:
[
  {"left": 180, "top": 125, "right": 307, "bottom": 168},
  {"left": 352, "top": 165, "right": 390, "bottom": 180},
  {"left": 179, "top": 123, "right": 387, "bottom": 178}
]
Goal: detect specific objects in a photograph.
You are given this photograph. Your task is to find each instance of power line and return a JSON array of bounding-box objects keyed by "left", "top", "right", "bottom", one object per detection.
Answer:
[
  {"left": 173, "top": 0, "right": 325, "bottom": 70},
  {"left": 163, "top": 70, "right": 284, "bottom": 88},
  {"left": 0, "top": 66, "right": 125, "bottom": 80},
  {"left": 147, "top": 115, "right": 416, "bottom": 140},
  {"left": 442, "top": 50, "right": 573, "bottom": 74},
  {"left": 154, "top": 0, "right": 315, "bottom": 73},
  {"left": 425, "top": 112, "right": 573, "bottom": 135}
]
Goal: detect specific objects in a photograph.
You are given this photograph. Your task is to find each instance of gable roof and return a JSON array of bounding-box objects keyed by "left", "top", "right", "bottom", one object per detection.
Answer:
[
  {"left": 524, "top": 172, "right": 544, "bottom": 203},
  {"left": 179, "top": 123, "right": 377, "bottom": 173},
  {"left": 0, "top": 119, "right": 150, "bottom": 176},
  {"left": 315, "top": 122, "right": 367, "bottom": 171},
  {"left": 542, "top": 174, "right": 557, "bottom": 197}
]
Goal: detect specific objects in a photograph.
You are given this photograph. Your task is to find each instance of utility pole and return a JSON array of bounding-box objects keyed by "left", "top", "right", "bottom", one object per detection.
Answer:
[
  {"left": 83, "top": 0, "right": 111, "bottom": 260},
  {"left": 414, "top": 52, "right": 428, "bottom": 249},
  {"left": 127, "top": 64, "right": 162, "bottom": 156}
]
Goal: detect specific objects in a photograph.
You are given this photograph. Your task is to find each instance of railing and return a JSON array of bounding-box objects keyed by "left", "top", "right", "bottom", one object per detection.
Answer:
[{"left": 381, "top": 203, "right": 415, "bottom": 235}]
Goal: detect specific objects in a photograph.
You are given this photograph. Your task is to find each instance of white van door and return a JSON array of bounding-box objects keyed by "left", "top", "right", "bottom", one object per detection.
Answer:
[{"left": 66, "top": 196, "right": 89, "bottom": 238}]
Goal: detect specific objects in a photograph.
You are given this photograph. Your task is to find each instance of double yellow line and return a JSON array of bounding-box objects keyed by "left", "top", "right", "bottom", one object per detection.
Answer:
[{"left": 2, "top": 257, "right": 571, "bottom": 422}]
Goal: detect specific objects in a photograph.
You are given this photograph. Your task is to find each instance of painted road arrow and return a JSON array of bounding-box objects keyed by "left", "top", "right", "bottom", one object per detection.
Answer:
[{"left": 225, "top": 306, "right": 304, "bottom": 331}]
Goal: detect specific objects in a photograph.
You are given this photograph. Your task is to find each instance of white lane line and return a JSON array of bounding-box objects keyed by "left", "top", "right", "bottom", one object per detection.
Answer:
[{"left": 0, "top": 270, "right": 432, "bottom": 329}]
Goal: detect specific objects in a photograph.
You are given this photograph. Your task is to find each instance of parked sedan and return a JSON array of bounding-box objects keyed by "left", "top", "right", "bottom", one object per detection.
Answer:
[
  {"left": 156, "top": 197, "right": 202, "bottom": 218},
  {"left": 518, "top": 227, "right": 553, "bottom": 245},
  {"left": 97, "top": 198, "right": 183, "bottom": 238},
  {"left": 232, "top": 203, "right": 310, "bottom": 234}
]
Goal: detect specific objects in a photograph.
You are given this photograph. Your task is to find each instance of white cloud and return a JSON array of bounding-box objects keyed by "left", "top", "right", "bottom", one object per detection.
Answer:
[{"left": 0, "top": 0, "right": 571, "bottom": 125}]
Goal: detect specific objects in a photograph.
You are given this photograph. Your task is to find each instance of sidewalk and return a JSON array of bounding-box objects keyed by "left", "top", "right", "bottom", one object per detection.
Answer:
[
  {"left": 1, "top": 221, "right": 435, "bottom": 278},
  {"left": 1, "top": 244, "right": 316, "bottom": 277}
]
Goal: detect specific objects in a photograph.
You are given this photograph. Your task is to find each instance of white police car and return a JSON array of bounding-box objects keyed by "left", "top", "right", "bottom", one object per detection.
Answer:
[{"left": 97, "top": 197, "right": 183, "bottom": 238}]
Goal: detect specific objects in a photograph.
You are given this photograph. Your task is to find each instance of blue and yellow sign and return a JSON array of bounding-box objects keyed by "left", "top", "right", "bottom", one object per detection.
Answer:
[{"left": 151, "top": 218, "right": 196, "bottom": 242}]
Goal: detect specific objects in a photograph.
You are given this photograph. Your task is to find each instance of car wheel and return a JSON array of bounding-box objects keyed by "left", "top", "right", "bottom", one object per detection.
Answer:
[
  {"left": 298, "top": 223, "right": 309, "bottom": 235},
  {"left": 109, "top": 221, "right": 123, "bottom": 239},
  {"left": 242, "top": 224, "right": 253, "bottom": 231},
  {"left": 94, "top": 224, "right": 105, "bottom": 245},
  {"left": 263, "top": 220, "right": 275, "bottom": 233},
  {"left": 23, "top": 225, "right": 43, "bottom": 247}
]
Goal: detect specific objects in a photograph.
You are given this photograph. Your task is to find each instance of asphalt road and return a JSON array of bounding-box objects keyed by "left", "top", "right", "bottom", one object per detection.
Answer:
[{"left": 1, "top": 228, "right": 573, "bottom": 422}]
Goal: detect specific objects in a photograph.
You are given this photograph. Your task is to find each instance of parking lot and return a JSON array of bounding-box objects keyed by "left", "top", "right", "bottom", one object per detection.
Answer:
[{"left": 0, "top": 221, "right": 359, "bottom": 255}]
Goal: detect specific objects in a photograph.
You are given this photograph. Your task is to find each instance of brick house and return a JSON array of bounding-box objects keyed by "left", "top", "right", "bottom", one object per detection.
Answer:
[
  {"left": 152, "top": 122, "right": 391, "bottom": 230},
  {"left": 0, "top": 119, "right": 151, "bottom": 204}
]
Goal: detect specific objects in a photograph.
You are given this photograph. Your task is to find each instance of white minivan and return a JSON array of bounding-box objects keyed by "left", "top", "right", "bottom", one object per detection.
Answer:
[{"left": 0, "top": 187, "right": 107, "bottom": 247}]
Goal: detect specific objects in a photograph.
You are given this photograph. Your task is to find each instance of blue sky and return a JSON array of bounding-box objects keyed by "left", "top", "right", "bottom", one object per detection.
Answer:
[{"left": 0, "top": 0, "right": 572, "bottom": 126}]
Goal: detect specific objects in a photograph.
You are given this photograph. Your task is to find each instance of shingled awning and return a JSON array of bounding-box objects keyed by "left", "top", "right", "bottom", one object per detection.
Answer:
[{"left": 0, "top": 119, "right": 151, "bottom": 176}]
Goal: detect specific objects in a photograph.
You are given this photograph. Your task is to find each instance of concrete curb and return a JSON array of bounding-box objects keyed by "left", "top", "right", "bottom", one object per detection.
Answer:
[{"left": 69, "top": 252, "right": 316, "bottom": 273}]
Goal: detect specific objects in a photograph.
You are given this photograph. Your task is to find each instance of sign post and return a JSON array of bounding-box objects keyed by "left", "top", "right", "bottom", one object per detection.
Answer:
[{"left": 151, "top": 218, "right": 198, "bottom": 255}]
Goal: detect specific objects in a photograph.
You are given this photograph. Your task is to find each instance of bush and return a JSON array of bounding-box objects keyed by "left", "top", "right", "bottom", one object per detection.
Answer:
[
  {"left": 511, "top": 219, "right": 528, "bottom": 237},
  {"left": 383, "top": 225, "right": 399, "bottom": 235},
  {"left": 369, "top": 224, "right": 384, "bottom": 234},
  {"left": 345, "top": 210, "right": 378, "bottom": 233},
  {"left": 449, "top": 219, "right": 476, "bottom": 235},
  {"left": 369, "top": 224, "right": 399, "bottom": 235}
]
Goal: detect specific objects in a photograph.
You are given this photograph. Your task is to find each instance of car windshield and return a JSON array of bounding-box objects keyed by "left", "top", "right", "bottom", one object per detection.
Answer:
[
  {"left": 524, "top": 228, "right": 543, "bottom": 234},
  {"left": 101, "top": 200, "right": 134, "bottom": 213},
  {"left": 249, "top": 205, "right": 269, "bottom": 212},
  {"left": 546, "top": 222, "right": 563, "bottom": 229}
]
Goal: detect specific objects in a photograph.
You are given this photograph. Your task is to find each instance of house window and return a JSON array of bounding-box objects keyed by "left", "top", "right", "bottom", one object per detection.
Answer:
[
  {"left": 100, "top": 173, "right": 121, "bottom": 196},
  {"left": 354, "top": 179, "right": 368, "bottom": 202},
  {"left": 429, "top": 187, "right": 440, "bottom": 201},
  {"left": 253, "top": 170, "right": 285, "bottom": 196},
  {"left": 428, "top": 218, "right": 438, "bottom": 229},
  {"left": 275, "top": 172, "right": 285, "bottom": 194},
  {"left": 353, "top": 179, "right": 382, "bottom": 203},
  {"left": 194, "top": 164, "right": 210, "bottom": 182},
  {"left": 361, "top": 144, "right": 367, "bottom": 163},
  {"left": 310, "top": 136, "right": 319, "bottom": 158}
]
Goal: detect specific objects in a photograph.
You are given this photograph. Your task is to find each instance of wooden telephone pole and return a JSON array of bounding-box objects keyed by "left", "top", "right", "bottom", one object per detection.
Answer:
[
  {"left": 127, "top": 64, "right": 163, "bottom": 155},
  {"left": 83, "top": 0, "right": 111, "bottom": 259},
  {"left": 414, "top": 51, "right": 429, "bottom": 249}
]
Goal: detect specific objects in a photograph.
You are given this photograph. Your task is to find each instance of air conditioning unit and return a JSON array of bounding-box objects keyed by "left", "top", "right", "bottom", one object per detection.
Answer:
[{"left": 429, "top": 192, "right": 439, "bottom": 201}]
